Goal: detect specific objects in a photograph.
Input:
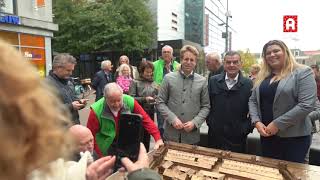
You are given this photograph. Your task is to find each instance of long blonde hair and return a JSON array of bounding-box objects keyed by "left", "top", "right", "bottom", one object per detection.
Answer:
[
  {"left": 0, "top": 40, "right": 73, "bottom": 179},
  {"left": 254, "top": 40, "right": 303, "bottom": 88}
]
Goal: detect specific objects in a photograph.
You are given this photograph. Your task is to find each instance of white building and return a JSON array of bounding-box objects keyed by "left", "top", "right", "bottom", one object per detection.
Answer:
[
  {"left": 0, "top": 0, "right": 58, "bottom": 77},
  {"left": 204, "top": 0, "right": 230, "bottom": 54},
  {"left": 148, "top": 0, "right": 234, "bottom": 56}
]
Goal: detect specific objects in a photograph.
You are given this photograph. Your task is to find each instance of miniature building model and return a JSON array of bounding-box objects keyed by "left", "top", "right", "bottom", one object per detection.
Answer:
[{"left": 149, "top": 142, "right": 320, "bottom": 180}]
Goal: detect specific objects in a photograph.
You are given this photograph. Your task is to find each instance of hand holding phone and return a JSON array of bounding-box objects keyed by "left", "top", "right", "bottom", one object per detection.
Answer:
[
  {"left": 112, "top": 113, "right": 143, "bottom": 172},
  {"left": 120, "top": 143, "right": 149, "bottom": 173}
]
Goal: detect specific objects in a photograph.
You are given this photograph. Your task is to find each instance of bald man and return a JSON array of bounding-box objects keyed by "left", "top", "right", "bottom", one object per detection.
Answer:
[{"left": 69, "top": 125, "right": 99, "bottom": 161}]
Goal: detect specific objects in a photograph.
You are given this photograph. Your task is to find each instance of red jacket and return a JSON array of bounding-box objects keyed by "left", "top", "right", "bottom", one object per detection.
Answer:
[{"left": 87, "top": 100, "right": 161, "bottom": 157}]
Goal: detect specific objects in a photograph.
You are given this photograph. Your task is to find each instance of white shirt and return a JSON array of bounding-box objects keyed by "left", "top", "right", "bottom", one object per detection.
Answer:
[{"left": 225, "top": 73, "right": 239, "bottom": 90}]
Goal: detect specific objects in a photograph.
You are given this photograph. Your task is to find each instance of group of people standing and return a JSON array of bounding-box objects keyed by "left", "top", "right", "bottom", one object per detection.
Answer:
[
  {"left": 1, "top": 37, "right": 319, "bottom": 180},
  {"left": 206, "top": 40, "right": 317, "bottom": 164},
  {"left": 87, "top": 40, "right": 317, "bottom": 165}
]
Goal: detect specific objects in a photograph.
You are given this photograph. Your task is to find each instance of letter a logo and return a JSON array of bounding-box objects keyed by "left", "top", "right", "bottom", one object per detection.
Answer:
[{"left": 283, "top": 15, "right": 298, "bottom": 32}]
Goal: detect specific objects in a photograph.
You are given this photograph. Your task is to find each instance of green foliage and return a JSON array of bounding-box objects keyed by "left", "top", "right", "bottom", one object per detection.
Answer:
[
  {"left": 52, "top": 0, "right": 156, "bottom": 55},
  {"left": 239, "top": 49, "right": 257, "bottom": 75}
]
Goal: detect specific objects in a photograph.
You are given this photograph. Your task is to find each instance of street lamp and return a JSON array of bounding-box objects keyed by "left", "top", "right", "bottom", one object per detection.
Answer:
[{"left": 224, "top": 0, "right": 232, "bottom": 53}]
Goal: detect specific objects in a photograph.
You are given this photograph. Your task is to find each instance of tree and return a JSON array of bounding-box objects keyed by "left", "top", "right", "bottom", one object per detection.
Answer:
[
  {"left": 238, "top": 49, "right": 257, "bottom": 75},
  {"left": 52, "top": 0, "right": 156, "bottom": 56}
]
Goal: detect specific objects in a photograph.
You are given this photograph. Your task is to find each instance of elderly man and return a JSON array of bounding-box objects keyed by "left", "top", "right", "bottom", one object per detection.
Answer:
[
  {"left": 207, "top": 51, "right": 253, "bottom": 153},
  {"left": 153, "top": 45, "right": 180, "bottom": 137},
  {"left": 206, "top": 52, "right": 224, "bottom": 80},
  {"left": 92, "top": 60, "right": 114, "bottom": 101},
  {"left": 87, "top": 83, "right": 164, "bottom": 157},
  {"left": 115, "top": 55, "right": 138, "bottom": 79},
  {"left": 157, "top": 45, "right": 210, "bottom": 145},
  {"left": 153, "top": 45, "right": 180, "bottom": 85},
  {"left": 46, "top": 53, "right": 88, "bottom": 124},
  {"left": 69, "top": 125, "right": 99, "bottom": 161}
]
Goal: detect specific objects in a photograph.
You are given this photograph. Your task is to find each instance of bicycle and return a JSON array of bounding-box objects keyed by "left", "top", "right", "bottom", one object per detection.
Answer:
[{"left": 72, "top": 77, "right": 92, "bottom": 99}]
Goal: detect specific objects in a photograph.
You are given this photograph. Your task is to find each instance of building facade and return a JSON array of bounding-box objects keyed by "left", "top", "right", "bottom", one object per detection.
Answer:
[
  {"left": 204, "top": 0, "right": 232, "bottom": 54},
  {"left": 0, "top": 0, "right": 58, "bottom": 77},
  {"left": 148, "top": 0, "right": 234, "bottom": 58}
]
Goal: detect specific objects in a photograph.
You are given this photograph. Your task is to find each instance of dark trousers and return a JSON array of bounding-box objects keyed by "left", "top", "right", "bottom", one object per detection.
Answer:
[
  {"left": 261, "top": 135, "right": 311, "bottom": 163},
  {"left": 142, "top": 111, "right": 155, "bottom": 152},
  {"left": 156, "top": 110, "right": 164, "bottom": 138},
  {"left": 208, "top": 130, "right": 246, "bottom": 153}
]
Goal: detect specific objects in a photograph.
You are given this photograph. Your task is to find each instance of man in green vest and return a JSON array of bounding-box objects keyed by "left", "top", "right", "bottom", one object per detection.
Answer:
[
  {"left": 153, "top": 45, "right": 180, "bottom": 137},
  {"left": 87, "top": 83, "right": 163, "bottom": 157},
  {"left": 153, "top": 45, "right": 180, "bottom": 85}
]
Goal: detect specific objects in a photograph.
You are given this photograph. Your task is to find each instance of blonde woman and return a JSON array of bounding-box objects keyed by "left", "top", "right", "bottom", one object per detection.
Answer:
[
  {"left": 249, "top": 63, "right": 261, "bottom": 81},
  {"left": 248, "top": 40, "right": 316, "bottom": 163},
  {"left": 116, "top": 63, "right": 133, "bottom": 94}
]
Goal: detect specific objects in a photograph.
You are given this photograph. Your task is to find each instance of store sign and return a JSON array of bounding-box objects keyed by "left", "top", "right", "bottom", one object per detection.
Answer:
[
  {"left": 283, "top": 15, "right": 298, "bottom": 32},
  {"left": 24, "top": 51, "right": 42, "bottom": 60},
  {"left": 0, "top": 15, "right": 20, "bottom": 25}
]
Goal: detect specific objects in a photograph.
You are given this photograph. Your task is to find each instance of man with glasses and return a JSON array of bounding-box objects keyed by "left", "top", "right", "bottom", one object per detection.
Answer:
[
  {"left": 46, "top": 53, "right": 88, "bottom": 124},
  {"left": 153, "top": 45, "right": 180, "bottom": 85},
  {"left": 207, "top": 51, "right": 253, "bottom": 153}
]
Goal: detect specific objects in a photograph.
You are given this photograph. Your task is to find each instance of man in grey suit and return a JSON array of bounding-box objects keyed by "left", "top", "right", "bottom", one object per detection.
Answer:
[{"left": 157, "top": 45, "right": 210, "bottom": 145}]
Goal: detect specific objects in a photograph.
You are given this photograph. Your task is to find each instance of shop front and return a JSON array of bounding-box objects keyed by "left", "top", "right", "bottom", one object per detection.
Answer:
[{"left": 0, "top": 30, "right": 46, "bottom": 77}]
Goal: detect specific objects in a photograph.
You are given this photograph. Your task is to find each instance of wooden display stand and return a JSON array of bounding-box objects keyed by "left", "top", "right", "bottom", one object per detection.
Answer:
[{"left": 107, "top": 141, "right": 320, "bottom": 179}]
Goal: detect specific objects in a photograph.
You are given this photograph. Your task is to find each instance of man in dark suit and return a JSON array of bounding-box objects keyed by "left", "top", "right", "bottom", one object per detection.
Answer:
[
  {"left": 92, "top": 60, "right": 113, "bottom": 101},
  {"left": 207, "top": 51, "right": 253, "bottom": 153}
]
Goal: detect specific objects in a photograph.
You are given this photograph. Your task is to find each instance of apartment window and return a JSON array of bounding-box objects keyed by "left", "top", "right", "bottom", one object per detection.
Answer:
[
  {"left": 172, "top": 19, "right": 177, "bottom": 24},
  {"left": 171, "top": 26, "right": 178, "bottom": 31},
  {"left": 172, "top": 12, "right": 177, "bottom": 18},
  {"left": 294, "top": 50, "right": 300, "bottom": 56},
  {"left": 0, "top": 0, "right": 14, "bottom": 14}
]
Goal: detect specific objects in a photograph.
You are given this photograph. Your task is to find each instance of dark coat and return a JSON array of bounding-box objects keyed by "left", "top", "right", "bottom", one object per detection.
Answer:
[
  {"left": 46, "top": 71, "right": 80, "bottom": 124},
  {"left": 208, "top": 65, "right": 224, "bottom": 80},
  {"left": 207, "top": 71, "right": 253, "bottom": 141},
  {"left": 92, "top": 70, "right": 113, "bottom": 101}
]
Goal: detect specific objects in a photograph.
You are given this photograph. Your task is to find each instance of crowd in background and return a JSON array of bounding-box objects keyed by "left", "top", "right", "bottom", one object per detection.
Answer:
[{"left": 1, "top": 38, "right": 320, "bottom": 180}]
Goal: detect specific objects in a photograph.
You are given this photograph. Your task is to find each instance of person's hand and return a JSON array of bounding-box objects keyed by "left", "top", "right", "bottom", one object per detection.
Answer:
[
  {"left": 72, "top": 101, "right": 85, "bottom": 110},
  {"left": 255, "top": 121, "right": 269, "bottom": 137},
  {"left": 153, "top": 139, "right": 164, "bottom": 150},
  {"left": 266, "top": 122, "right": 279, "bottom": 136},
  {"left": 183, "top": 121, "right": 195, "bottom": 132},
  {"left": 121, "top": 143, "right": 149, "bottom": 173},
  {"left": 86, "top": 156, "right": 116, "bottom": 180},
  {"left": 79, "top": 99, "right": 89, "bottom": 105},
  {"left": 172, "top": 118, "right": 184, "bottom": 129},
  {"left": 145, "top": 96, "right": 155, "bottom": 103}
]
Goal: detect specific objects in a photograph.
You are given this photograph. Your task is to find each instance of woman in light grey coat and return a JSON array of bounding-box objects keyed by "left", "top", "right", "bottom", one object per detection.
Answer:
[{"left": 248, "top": 40, "right": 316, "bottom": 163}]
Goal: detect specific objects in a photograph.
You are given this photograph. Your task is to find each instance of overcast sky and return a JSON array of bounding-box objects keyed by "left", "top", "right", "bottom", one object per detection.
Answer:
[{"left": 228, "top": 0, "right": 320, "bottom": 53}]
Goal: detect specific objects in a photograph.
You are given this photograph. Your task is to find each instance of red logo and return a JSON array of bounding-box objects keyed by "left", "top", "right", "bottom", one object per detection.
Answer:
[{"left": 283, "top": 15, "right": 298, "bottom": 32}]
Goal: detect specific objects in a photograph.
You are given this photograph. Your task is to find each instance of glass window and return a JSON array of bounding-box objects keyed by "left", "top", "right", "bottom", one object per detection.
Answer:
[
  {"left": 0, "top": 0, "right": 14, "bottom": 14},
  {"left": 20, "top": 33, "right": 45, "bottom": 47}
]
